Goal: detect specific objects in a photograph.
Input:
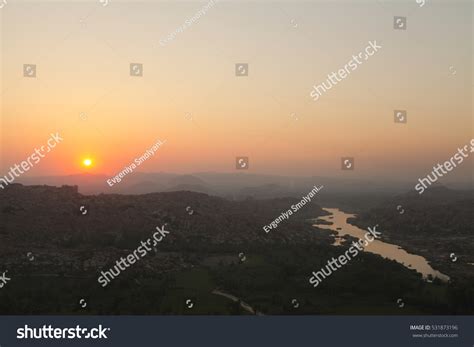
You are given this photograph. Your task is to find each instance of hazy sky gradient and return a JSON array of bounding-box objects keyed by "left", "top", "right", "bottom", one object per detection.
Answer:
[{"left": 1, "top": 0, "right": 472, "bottom": 183}]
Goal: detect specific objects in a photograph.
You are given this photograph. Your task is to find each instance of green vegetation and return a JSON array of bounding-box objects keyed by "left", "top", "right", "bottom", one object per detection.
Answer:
[{"left": 2, "top": 243, "right": 472, "bottom": 314}]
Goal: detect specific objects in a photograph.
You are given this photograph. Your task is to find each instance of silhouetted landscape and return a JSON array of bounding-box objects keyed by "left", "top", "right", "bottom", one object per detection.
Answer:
[{"left": 1, "top": 180, "right": 472, "bottom": 315}]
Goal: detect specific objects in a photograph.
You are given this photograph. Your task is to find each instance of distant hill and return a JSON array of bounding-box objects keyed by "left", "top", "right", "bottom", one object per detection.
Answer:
[
  {"left": 14, "top": 172, "right": 440, "bottom": 197},
  {"left": 238, "top": 183, "right": 291, "bottom": 199},
  {"left": 167, "top": 174, "right": 208, "bottom": 187}
]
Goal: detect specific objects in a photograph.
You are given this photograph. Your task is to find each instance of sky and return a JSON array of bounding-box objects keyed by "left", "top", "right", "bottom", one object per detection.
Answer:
[{"left": 0, "top": 0, "right": 472, "bottom": 184}]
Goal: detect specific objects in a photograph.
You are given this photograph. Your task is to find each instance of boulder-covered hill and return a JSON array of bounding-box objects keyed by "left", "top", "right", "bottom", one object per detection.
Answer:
[{"left": 0, "top": 184, "right": 330, "bottom": 253}]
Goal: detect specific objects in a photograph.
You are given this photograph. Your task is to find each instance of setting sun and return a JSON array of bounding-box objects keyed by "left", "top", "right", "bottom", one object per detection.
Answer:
[{"left": 82, "top": 158, "right": 93, "bottom": 168}]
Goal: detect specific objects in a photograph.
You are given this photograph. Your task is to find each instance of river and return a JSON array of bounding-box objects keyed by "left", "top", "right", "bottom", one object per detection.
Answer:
[{"left": 314, "top": 208, "right": 449, "bottom": 282}]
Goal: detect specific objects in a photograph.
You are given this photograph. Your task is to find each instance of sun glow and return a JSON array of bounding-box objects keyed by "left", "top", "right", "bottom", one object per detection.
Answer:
[{"left": 82, "top": 158, "right": 93, "bottom": 168}]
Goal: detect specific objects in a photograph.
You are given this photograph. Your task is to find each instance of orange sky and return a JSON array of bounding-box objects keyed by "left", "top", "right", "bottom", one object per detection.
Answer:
[{"left": 1, "top": 1, "right": 472, "bottom": 182}]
